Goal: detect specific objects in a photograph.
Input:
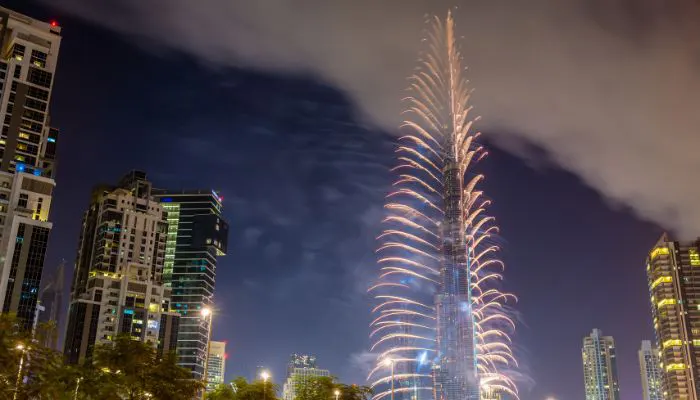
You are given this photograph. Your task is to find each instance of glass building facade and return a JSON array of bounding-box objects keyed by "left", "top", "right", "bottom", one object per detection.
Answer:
[{"left": 153, "top": 189, "right": 228, "bottom": 379}]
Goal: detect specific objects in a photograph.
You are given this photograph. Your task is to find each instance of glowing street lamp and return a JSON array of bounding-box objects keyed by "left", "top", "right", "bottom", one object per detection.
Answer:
[
  {"left": 383, "top": 359, "right": 395, "bottom": 400},
  {"left": 261, "top": 371, "right": 271, "bottom": 400},
  {"left": 334, "top": 389, "right": 341, "bottom": 400}
]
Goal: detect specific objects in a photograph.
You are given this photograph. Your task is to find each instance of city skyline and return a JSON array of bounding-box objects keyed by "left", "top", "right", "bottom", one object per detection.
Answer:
[{"left": 1, "top": 1, "right": 691, "bottom": 399}]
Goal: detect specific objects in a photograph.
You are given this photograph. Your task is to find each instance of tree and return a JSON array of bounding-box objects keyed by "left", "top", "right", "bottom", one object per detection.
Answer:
[
  {"left": 79, "top": 334, "right": 203, "bottom": 400},
  {"left": 336, "top": 384, "right": 372, "bottom": 400},
  {"left": 294, "top": 376, "right": 336, "bottom": 400},
  {"left": 229, "top": 376, "right": 279, "bottom": 400},
  {"left": 206, "top": 383, "right": 236, "bottom": 400}
]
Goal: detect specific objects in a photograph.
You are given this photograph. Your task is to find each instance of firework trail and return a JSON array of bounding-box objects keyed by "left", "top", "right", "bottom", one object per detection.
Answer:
[{"left": 369, "top": 10, "right": 518, "bottom": 400}]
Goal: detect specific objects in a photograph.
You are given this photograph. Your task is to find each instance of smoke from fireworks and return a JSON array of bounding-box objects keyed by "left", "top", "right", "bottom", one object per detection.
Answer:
[{"left": 369, "top": 11, "right": 518, "bottom": 399}]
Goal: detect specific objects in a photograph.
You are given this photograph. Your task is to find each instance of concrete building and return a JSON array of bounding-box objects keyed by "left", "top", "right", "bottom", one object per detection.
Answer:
[
  {"left": 639, "top": 340, "right": 663, "bottom": 400},
  {"left": 0, "top": 7, "right": 61, "bottom": 331},
  {"left": 63, "top": 171, "right": 179, "bottom": 364},
  {"left": 647, "top": 234, "right": 700, "bottom": 399},
  {"left": 152, "top": 189, "right": 228, "bottom": 378},
  {"left": 206, "top": 340, "right": 226, "bottom": 391},
  {"left": 582, "top": 329, "right": 620, "bottom": 400},
  {"left": 282, "top": 354, "right": 330, "bottom": 400}
]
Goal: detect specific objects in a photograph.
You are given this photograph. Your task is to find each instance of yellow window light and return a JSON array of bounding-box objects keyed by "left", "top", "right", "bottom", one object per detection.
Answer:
[
  {"left": 666, "top": 363, "right": 686, "bottom": 371},
  {"left": 693, "top": 340, "right": 700, "bottom": 347},
  {"left": 650, "top": 247, "right": 670, "bottom": 260},
  {"left": 663, "top": 339, "right": 682, "bottom": 348},
  {"left": 690, "top": 249, "right": 700, "bottom": 266},
  {"left": 651, "top": 276, "right": 673, "bottom": 289},
  {"left": 658, "top": 298, "right": 677, "bottom": 308}
]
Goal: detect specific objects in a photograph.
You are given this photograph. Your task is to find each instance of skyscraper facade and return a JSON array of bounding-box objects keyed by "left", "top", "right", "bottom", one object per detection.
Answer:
[
  {"left": 152, "top": 189, "right": 228, "bottom": 379},
  {"left": 368, "top": 12, "right": 517, "bottom": 400},
  {"left": 639, "top": 340, "right": 663, "bottom": 400},
  {"left": 37, "top": 260, "right": 65, "bottom": 349},
  {"left": 581, "top": 329, "right": 620, "bottom": 400},
  {"left": 647, "top": 234, "right": 700, "bottom": 399},
  {"left": 206, "top": 340, "right": 226, "bottom": 391},
  {"left": 63, "top": 171, "right": 179, "bottom": 364},
  {"left": 0, "top": 7, "right": 61, "bottom": 331},
  {"left": 282, "top": 354, "right": 330, "bottom": 400}
]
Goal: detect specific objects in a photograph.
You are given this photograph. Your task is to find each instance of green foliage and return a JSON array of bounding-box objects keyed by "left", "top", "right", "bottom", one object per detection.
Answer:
[
  {"left": 228, "top": 376, "right": 279, "bottom": 400},
  {"left": 294, "top": 376, "right": 336, "bottom": 400},
  {"left": 78, "top": 334, "right": 204, "bottom": 399},
  {"left": 0, "top": 321, "right": 202, "bottom": 400},
  {"left": 336, "top": 384, "right": 373, "bottom": 400},
  {"left": 206, "top": 383, "right": 236, "bottom": 400},
  {"left": 292, "top": 377, "right": 373, "bottom": 400}
]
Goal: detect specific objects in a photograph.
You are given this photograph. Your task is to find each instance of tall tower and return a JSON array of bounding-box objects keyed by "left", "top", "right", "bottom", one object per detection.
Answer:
[
  {"left": 63, "top": 171, "right": 179, "bottom": 364},
  {"left": 206, "top": 340, "right": 226, "bottom": 391},
  {"left": 639, "top": 340, "right": 663, "bottom": 400},
  {"left": 581, "top": 329, "right": 620, "bottom": 400},
  {"left": 37, "top": 260, "right": 65, "bottom": 349},
  {"left": 647, "top": 234, "right": 700, "bottom": 399},
  {"left": 152, "top": 189, "right": 228, "bottom": 379},
  {"left": 368, "top": 11, "right": 517, "bottom": 400},
  {"left": 0, "top": 7, "right": 61, "bottom": 331}
]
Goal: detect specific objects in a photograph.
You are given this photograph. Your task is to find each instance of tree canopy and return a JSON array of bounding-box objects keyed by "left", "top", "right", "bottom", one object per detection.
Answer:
[{"left": 0, "top": 314, "right": 203, "bottom": 400}]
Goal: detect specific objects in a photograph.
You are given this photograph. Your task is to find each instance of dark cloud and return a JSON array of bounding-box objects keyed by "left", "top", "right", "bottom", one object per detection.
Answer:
[{"left": 45, "top": 0, "right": 700, "bottom": 237}]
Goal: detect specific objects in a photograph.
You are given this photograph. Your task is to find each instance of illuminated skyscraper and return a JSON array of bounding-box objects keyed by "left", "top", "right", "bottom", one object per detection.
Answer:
[
  {"left": 63, "top": 171, "right": 180, "bottom": 364},
  {"left": 368, "top": 11, "right": 517, "bottom": 400},
  {"left": 581, "top": 329, "right": 620, "bottom": 400},
  {"left": 647, "top": 234, "right": 700, "bottom": 399},
  {"left": 152, "top": 189, "right": 228, "bottom": 379},
  {"left": 282, "top": 354, "right": 330, "bottom": 400},
  {"left": 0, "top": 7, "right": 61, "bottom": 331},
  {"left": 206, "top": 340, "right": 226, "bottom": 391},
  {"left": 638, "top": 340, "right": 663, "bottom": 400}
]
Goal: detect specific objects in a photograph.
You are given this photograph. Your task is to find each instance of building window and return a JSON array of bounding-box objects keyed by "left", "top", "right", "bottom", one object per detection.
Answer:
[
  {"left": 29, "top": 50, "right": 47, "bottom": 69},
  {"left": 13, "top": 65, "right": 21, "bottom": 79},
  {"left": 11, "top": 44, "right": 25, "bottom": 60}
]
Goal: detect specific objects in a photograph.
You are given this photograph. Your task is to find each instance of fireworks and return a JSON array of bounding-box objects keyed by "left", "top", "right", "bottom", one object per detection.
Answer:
[{"left": 368, "top": 10, "right": 518, "bottom": 400}]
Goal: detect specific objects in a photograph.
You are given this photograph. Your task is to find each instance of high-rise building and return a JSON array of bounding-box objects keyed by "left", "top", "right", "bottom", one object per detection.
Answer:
[
  {"left": 206, "top": 340, "right": 226, "bottom": 391},
  {"left": 282, "top": 354, "right": 330, "bottom": 400},
  {"left": 639, "top": 340, "right": 663, "bottom": 400},
  {"left": 63, "top": 171, "right": 179, "bottom": 364},
  {"left": 151, "top": 189, "right": 228, "bottom": 379},
  {"left": 36, "top": 260, "right": 65, "bottom": 349},
  {"left": 0, "top": 7, "right": 61, "bottom": 331},
  {"left": 647, "top": 234, "right": 700, "bottom": 399},
  {"left": 582, "top": 329, "right": 620, "bottom": 400},
  {"left": 368, "top": 12, "right": 517, "bottom": 400}
]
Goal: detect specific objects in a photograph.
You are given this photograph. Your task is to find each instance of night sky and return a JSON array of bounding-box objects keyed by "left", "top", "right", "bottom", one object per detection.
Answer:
[{"left": 6, "top": 0, "right": 689, "bottom": 399}]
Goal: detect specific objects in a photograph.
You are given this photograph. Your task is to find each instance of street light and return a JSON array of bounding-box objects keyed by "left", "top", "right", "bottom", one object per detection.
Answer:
[
  {"left": 13, "top": 344, "right": 28, "bottom": 400},
  {"left": 383, "top": 359, "right": 395, "bottom": 400},
  {"left": 334, "top": 389, "right": 340, "bottom": 400},
  {"left": 201, "top": 307, "right": 214, "bottom": 400},
  {"left": 261, "top": 371, "right": 271, "bottom": 400}
]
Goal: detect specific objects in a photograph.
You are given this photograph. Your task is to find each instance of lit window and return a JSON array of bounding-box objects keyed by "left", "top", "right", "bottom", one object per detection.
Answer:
[
  {"left": 658, "top": 298, "right": 677, "bottom": 308},
  {"left": 14, "top": 155, "right": 25, "bottom": 162},
  {"left": 651, "top": 276, "right": 672, "bottom": 289},
  {"left": 650, "top": 247, "right": 670, "bottom": 260},
  {"left": 18, "top": 132, "right": 30, "bottom": 140}
]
